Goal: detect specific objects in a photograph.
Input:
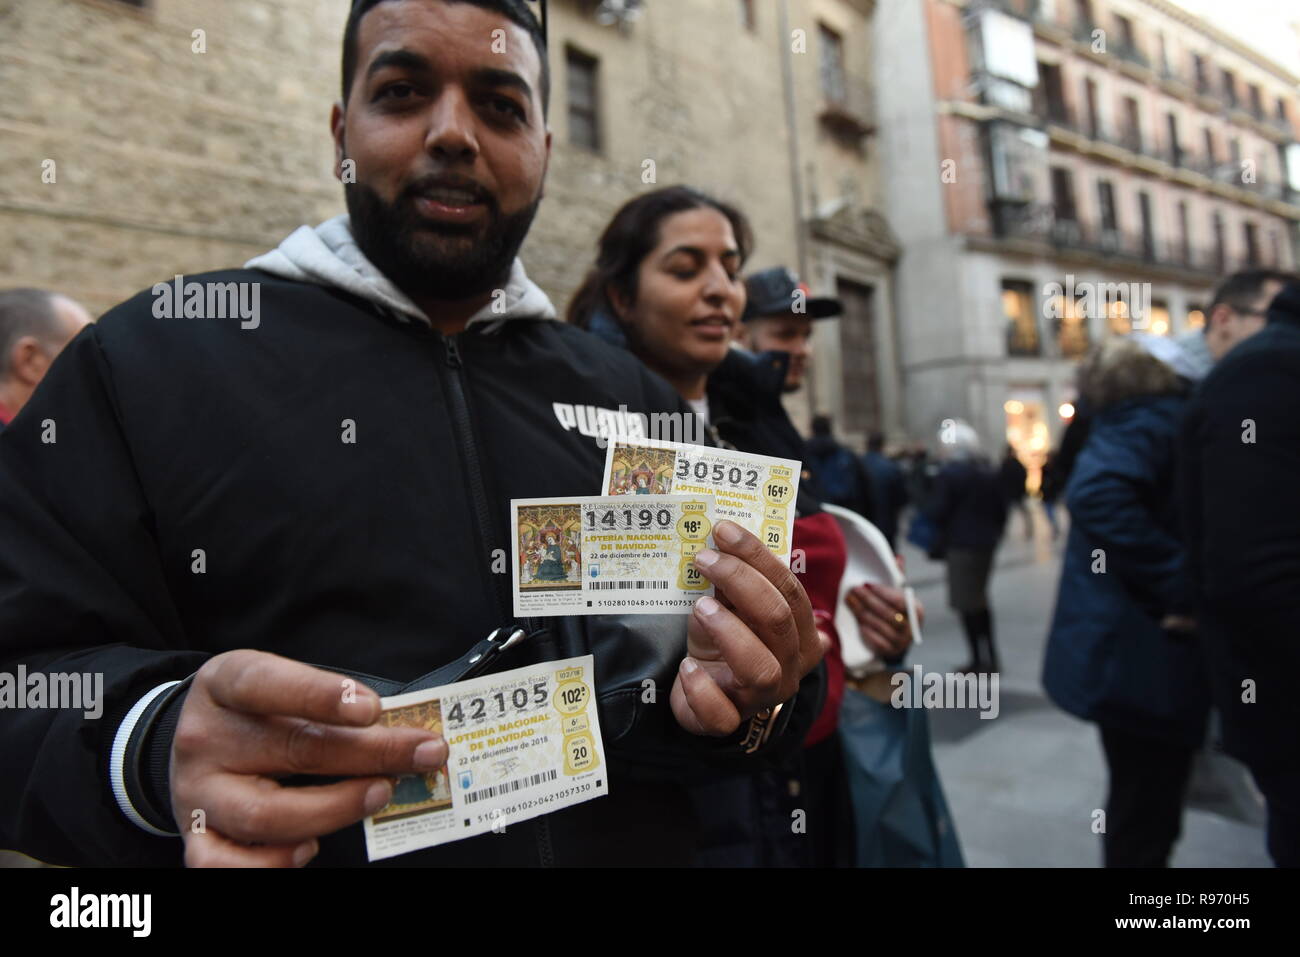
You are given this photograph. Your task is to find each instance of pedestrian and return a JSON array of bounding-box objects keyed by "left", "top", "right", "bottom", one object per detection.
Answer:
[
  {"left": 862, "top": 433, "right": 908, "bottom": 551},
  {"left": 1043, "top": 335, "right": 1211, "bottom": 868},
  {"left": 1039, "top": 449, "right": 1063, "bottom": 540},
  {"left": 923, "top": 420, "right": 1007, "bottom": 674},
  {"left": 569, "top": 199, "right": 925, "bottom": 866},
  {"left": 1180, "top": 272, "right": 1300, "bottom": 867},
  {"left": 0, "top": 0, "right": 824, "bottom": 869},
  {"left": 998, "top": 444, "right": 1032, "bottom": 541},
  {"left": 805, "top": 414, "right": 874, "bottom": 520},
  {"left": 0, "top": 289, "right": 91, "bottom": 431}
]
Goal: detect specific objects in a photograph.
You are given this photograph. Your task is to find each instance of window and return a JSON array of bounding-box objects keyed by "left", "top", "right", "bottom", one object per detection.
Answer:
[
  {"left": 819, "top": 24, "right": 846, "bottom": 103},
  {"left": 1114, "top": 14, "right": 1135, "bottom": 50},
  {"left": 1121, "top": 96, "right": 1142, "bottom": 151},
  {"left": 1177, "top": 200, "right": 1190, "bottom": 264},
  {"left": 1166, "top": 112, "right": 1181, "bottom": 165},
  {"left": 1050, "top": 167, "right": 1078, "bottom": 222},
  {"left": 1203, "top": 127, "right": 1215, "bottom": 166},
  {"left": 1052, "top": 287, "right": 1090, "bottom": 358},
  {"left": 565, "top": 48, "right": 601, "bottom": 152},
  {"left": 1083, "top": 78, "right": 1100, "bottom": 138},
  {"left": 1244, "top": 222, "right": 1260, "bottom": 267},
  {"left": 1038, "top": 61, "right": 1067, "bottom": 123},
  {"left": 1148, "top": 299, "right": 1171, "bottom": 336},
  {"left": 1138, "top": 191, "right": 1155, "bottom": 259},
  {"left": 1221, "top": 68, "right": 1236, "bottom": 107},
  {"left": 1271, "top": 230, "right": 1283, "bottom": 267},
  {"left": 738, "top": 0, "right": 756, "bottom": 32},
  {"left": 1157, "top": 33, "right": 1170, "bottom": 75},
  {"left": 1098, "top": 180, "right": 1118, "bottom": 233},
  {"left": 1002, "top": 280, "right": 1041, "bottom": 357},
  {"left": 1248, "top": 84, "right": 1263, "bottom": 118},
  {"left": 1212, "top": 211, "right": 1226, "bottom": 272},
  {"left": 1192, "top": 53, "right": 1208, "bottom": 93}
]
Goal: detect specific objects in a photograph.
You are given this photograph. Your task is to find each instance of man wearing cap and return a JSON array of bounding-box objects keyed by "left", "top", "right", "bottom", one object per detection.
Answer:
[
  {"left": 736, "top": 268, "right": 873, "bottom": 521},
  {"left": 735, "top": 266, "right": 840, "bottom": 395}
]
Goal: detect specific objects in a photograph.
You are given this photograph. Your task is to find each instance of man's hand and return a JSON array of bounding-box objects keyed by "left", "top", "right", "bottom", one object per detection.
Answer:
[
  {"left": 171, "top": 650, "right": 447, "bottom": 868},
  {"left": 670, "top": 520, "right": 827, "bottom": 736}
]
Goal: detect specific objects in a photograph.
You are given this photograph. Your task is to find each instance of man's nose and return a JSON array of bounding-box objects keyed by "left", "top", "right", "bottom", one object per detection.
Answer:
[{"left": 425, "top": 90, "right": 480, "bottom": 164}]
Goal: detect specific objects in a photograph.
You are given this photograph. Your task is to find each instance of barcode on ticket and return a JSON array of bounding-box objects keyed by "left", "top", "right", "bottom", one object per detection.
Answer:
[
  {"left": 464, "top": 769, "right": 559, "bottom": 805},
  {"left": 589, "top": 580, "right": 670, "bottom": 591}
]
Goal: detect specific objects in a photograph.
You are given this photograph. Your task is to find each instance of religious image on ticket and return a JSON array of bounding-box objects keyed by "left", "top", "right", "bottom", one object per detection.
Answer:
[
  {"left": 606, "top": 445, "right": 676, "bottom": 496},
  {"left": 373, "top": 699, "right": 454, "bottom": 824},
  {"left": 516, "top": 503, "right": 584, "bottom": 594}
]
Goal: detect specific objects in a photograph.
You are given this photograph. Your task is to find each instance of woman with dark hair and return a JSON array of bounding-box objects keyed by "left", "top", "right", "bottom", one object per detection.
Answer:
[{"left": 569, "top": 186, "right": 929, "bottom": 866}]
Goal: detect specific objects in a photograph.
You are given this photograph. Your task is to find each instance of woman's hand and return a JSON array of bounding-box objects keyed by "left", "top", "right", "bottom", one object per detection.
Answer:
[{"left": 844, "top": 557, "right": 924, "bottom": 660}]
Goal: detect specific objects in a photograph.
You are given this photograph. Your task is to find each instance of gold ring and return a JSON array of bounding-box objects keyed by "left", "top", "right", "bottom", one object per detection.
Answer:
[{"left": 893, "top": 612, "right": 906, "bottom": 630}]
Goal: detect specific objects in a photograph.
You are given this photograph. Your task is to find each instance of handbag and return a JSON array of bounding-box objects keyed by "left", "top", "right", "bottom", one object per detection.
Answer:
[
  {"left": 906, "top": 511, "right": 946, "bottom": 561},
  {"left": 838, "top": 687, "right": 965, "bottom": 867}
]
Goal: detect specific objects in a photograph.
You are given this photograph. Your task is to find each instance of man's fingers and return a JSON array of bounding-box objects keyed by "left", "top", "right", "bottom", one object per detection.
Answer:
[
  {"left": 198, "top": 773, "right": 394, "bottom": 846},
  {"left": 694, "top": 540, "right": 803, "bottom": 669},
  {"left": 202, "top": 650, "right": 381, "bottom": 726},
  {"left": 691, "top": 596, "right": 785, "bottom": 702},
  {"left": 671, "top": 659, "right": 741, "bottom": 736},
  {"left": 270, "top": 718, "right": 446, "bottom": 778},
  {"left": 706, "top": 521, "right": 815, "bottom": 639},
  {"left": 184, "top": 830, "right": 319, "bottom": 869}
]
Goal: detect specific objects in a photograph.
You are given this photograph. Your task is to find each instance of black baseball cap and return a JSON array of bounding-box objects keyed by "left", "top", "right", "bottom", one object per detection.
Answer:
[{"left": 742, "top": 267, "right": 842, "bottom": 321}]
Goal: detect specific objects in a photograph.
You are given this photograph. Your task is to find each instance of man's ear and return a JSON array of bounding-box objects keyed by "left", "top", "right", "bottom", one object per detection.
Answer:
[
  {"left": 1207, "top": 303, "right": 1233, "bottom": 335},
  {"left": 10, "top": 337, "right": 48, "bottom": 386},
  {"left": 537, "top": 128, "right": 553, "bottom": 201},
  {"left": 331, "top": 102, "right": 347, "bottom": 181}
]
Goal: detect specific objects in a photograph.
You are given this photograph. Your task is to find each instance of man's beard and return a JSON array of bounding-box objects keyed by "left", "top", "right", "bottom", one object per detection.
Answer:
[{"left": 345, "top": 175, "right": 540, "bottom": 303}]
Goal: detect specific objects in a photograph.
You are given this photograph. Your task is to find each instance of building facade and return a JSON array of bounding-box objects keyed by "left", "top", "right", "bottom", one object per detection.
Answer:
[
  {"left": 877, "top": 0, "right": 1300, "bottom": 470},
  {"left": 0, "top": 0, "right": 900, "bottom": 442}
]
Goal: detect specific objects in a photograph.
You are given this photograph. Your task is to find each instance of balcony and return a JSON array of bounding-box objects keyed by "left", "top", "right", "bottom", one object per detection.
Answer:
[
  {"left": 991, "top": 207, "right": 1247, "bottom": 277},
  {"left": 817, "top": 72, "right": 875, "bottom": 142},
  {"left": 1072, "top": 18, "right": 1101, "bottom": 47},
  {"left": 1112, "top": 42, "right": 1150, "bottom": 71}
]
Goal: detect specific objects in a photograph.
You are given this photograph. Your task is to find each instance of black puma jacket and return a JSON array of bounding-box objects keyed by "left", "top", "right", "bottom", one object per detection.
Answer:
[{"left": 0, "top": 267, "right": 819, "bottom": 867}]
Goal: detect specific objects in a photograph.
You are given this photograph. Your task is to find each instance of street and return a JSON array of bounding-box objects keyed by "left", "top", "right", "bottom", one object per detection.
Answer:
[{"left": 898, "top": 506, "right": 1272, "bottom": 867}]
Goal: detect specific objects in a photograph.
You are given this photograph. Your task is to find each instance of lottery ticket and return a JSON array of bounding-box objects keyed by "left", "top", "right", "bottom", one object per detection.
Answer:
[
  {"left": 511, "top": 495, "right": 716, "bottom": 617},
  {"left": 601, "top": 438, "right": 800, "bottom": 563},
  {"left": 364, "top": 655, "right": 606, "bottom": 861}
]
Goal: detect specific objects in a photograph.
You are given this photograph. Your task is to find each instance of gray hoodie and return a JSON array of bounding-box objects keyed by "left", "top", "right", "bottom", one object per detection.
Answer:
[{"left": 245, "top": 214, "right": 557, "bottom": 331}]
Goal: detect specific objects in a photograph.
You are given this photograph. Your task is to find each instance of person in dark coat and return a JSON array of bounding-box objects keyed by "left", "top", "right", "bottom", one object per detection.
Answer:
[
  {"left": 1043, "top": 335, "right": 1210, "bottom": 868},
  {"left": 1180, "top": 277, "right": 1300, "bottom": 868},
  {"left": 804, "top": 414, "right": 874, "bottom": 521},
  {"left": 924, "top": 421, "right": 1007, "bottom": 673},
  {"left": 999, "top": 444, "right": 1031, "bottom": 540},
  {"left": 862, "top": 433, "right": 908, "bottom": 550}
]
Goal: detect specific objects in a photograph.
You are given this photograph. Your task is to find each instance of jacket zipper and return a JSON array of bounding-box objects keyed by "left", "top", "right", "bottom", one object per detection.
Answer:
[{"left": 441, "top": 331, "right": 553, "bottom": 867}]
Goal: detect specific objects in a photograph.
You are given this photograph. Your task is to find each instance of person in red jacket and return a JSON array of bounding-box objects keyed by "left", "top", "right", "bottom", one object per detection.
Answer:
[{"left": 568, "top": 186, "right": 920, "bottom": 864}]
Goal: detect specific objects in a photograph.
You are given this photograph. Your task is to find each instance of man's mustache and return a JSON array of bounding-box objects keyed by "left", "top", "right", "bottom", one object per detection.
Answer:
[{"left": 402, "top": 174, "right": 498, "bottom": 214}]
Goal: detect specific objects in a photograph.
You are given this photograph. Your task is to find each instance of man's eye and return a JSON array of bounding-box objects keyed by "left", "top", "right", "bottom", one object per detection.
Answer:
[
  {"left": 377, "top": 83, "right": 416, "bottom": 101},
  {"left": 490, "top": 97, "right": 525, "bottom": 121}
]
